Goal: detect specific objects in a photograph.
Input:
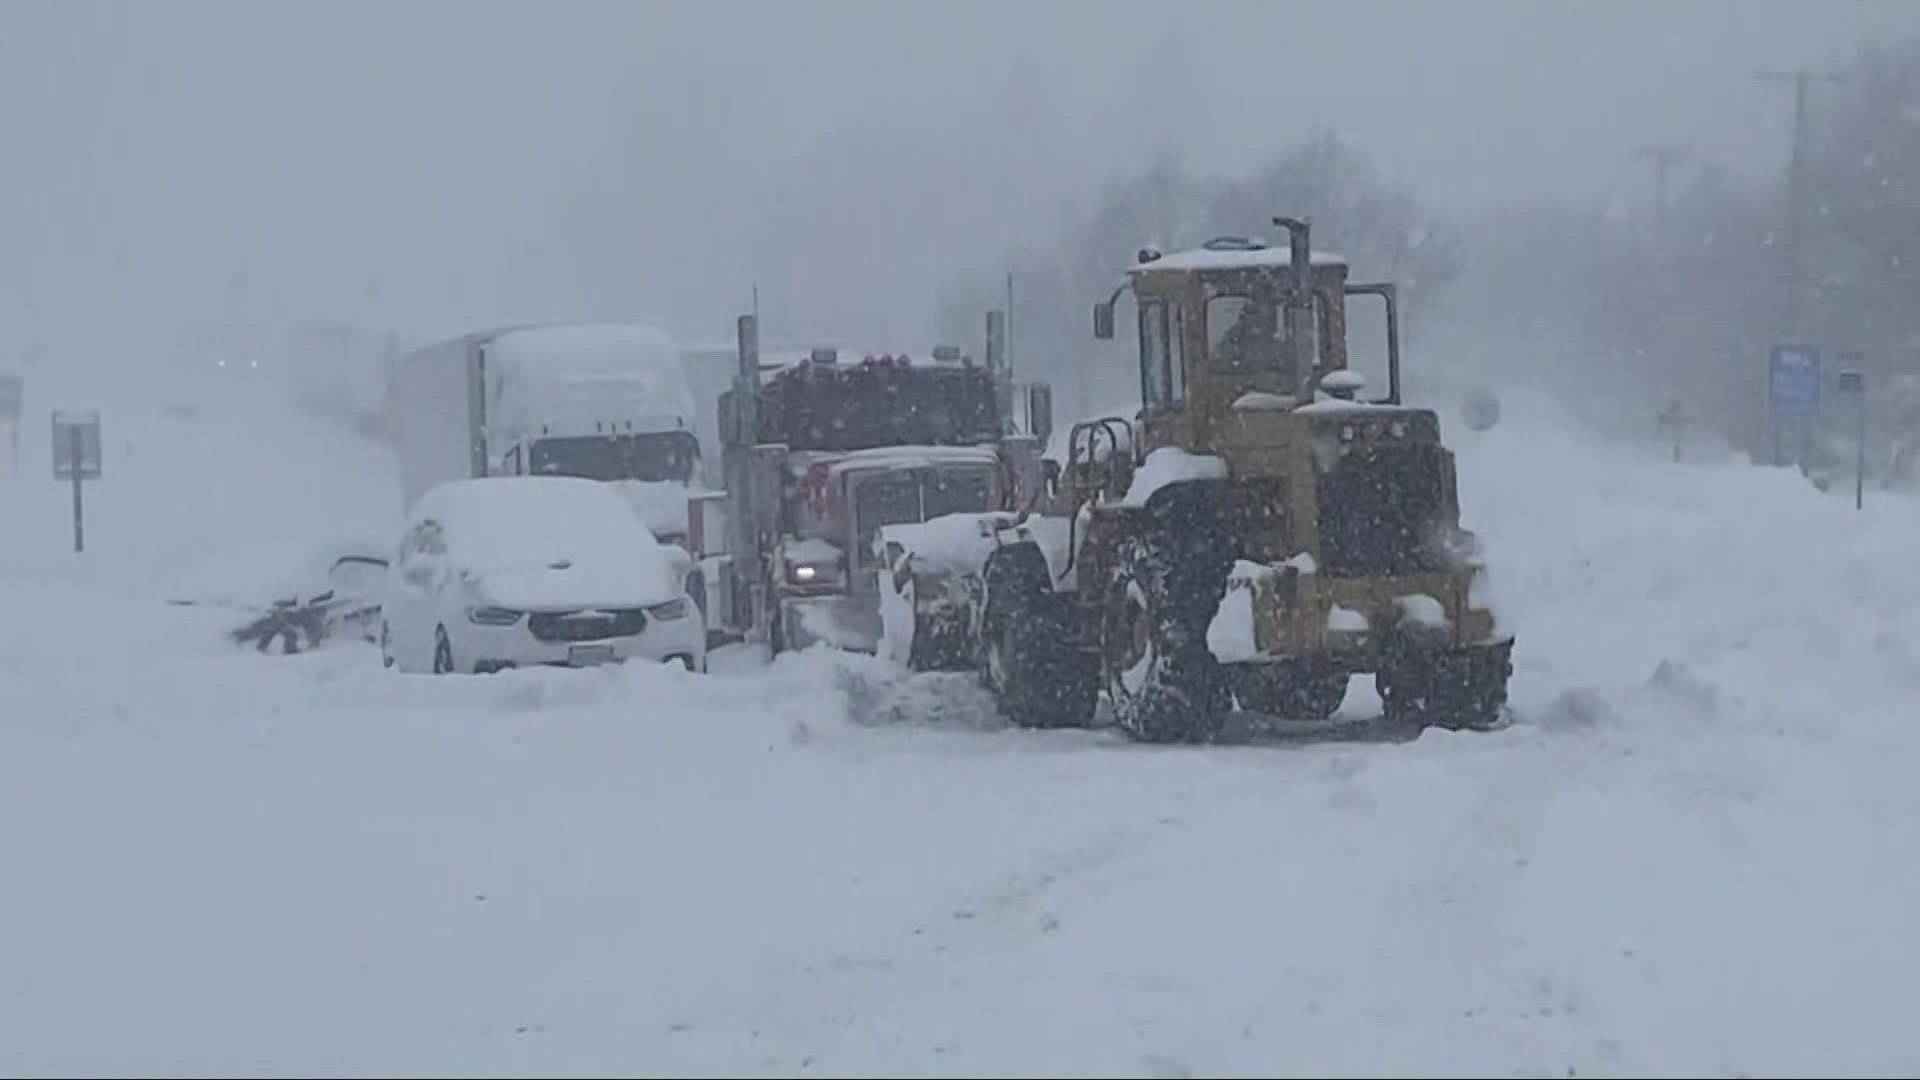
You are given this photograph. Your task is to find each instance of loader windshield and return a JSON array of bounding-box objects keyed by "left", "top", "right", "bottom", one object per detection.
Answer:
[{"left": 1207, "top": 292, "right": 1332, "bottom": 377}]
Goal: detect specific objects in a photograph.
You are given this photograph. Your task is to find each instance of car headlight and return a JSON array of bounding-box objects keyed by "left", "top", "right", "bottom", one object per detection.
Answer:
[
  {"left": 467, "top": 605, "right": 523, "bottom": 626},
  {"left": 647, "top": 598, "right": 688, "bottom": 621}
]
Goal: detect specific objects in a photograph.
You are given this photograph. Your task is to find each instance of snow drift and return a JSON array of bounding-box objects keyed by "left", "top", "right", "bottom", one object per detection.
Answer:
[{"left": 5, "top": 374, "right": 1920, "bottom": 1075}]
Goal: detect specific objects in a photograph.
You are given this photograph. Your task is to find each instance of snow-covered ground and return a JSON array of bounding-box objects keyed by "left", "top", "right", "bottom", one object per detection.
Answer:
[{"left": 5, "top": 373, "right": 1920, "bottom": 1076}]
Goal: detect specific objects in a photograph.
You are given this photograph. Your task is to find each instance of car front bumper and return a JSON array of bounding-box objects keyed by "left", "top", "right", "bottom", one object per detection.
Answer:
[{"left": 455, "top": 605, "right": 707, "bottom": 672}]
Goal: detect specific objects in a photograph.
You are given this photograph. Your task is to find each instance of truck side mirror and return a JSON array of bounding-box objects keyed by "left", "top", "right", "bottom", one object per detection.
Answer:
[
  {"left": 1027, "top": 382, "right": 1054, "bottom": 446},
  {"left": 1093, "top": 301, "right": 1115, "bottom": 341},
  {"left": 717, "top": 389, "right": 746, "bottom": 448},
  {"left": 687, "top": 490, "right": 730, "bottom": 559}
]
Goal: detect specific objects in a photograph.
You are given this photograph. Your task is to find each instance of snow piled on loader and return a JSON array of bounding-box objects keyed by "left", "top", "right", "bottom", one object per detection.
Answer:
[
  {"left": 1121, "top": 446, "right": 1227, "bottom": 505},
  {"left": 7, "top": 376, "right": 1920, "bottom": 1074}
]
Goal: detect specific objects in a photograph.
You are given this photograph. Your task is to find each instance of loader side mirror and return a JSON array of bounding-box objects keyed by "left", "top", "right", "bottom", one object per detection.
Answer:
[{"left": 1093, "top": 301, "right": 1115, "bottom": 341}]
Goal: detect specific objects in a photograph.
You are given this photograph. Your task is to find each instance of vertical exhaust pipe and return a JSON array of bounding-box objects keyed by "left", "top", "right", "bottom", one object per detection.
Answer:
[
  {"left": 1272, "top": 216, "right": 1317, "bottom": 404},
  {"left": 986, "top": 309, "right": 1012, "bottom": 433}
]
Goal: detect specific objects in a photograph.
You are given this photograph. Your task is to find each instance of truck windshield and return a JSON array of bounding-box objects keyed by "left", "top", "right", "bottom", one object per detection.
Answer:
[
  {"left": 851, "top": 467, "right": 997, "bottom": 564},
  {"left": 530, "top": 430, "right": 700, "bottom": 484},
  {"left": 760, "top": 364, "right": 1001, "bottom": 451},
  {"left": 922, "top": 468, "right": 993, "bottom": 519}
]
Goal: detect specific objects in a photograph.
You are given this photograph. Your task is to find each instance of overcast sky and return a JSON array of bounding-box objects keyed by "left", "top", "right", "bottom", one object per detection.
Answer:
[{"left": 2, "top": 0, "right": 1917, "bottom": 371}]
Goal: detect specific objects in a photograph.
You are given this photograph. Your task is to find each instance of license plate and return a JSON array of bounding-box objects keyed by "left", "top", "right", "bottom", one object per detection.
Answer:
[{"left": 568, "top": 643, "right": 616, "bottom": 666}]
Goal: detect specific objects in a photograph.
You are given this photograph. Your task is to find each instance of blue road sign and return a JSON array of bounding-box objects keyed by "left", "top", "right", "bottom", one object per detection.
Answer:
[{"left": 1770, "top": 344, "right": 1822, "bottom": 418}]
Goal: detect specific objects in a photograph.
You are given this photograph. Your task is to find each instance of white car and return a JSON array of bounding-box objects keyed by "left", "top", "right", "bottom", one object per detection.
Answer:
[{"left": 380, "top": 476, "right": 707, "bottom": 674}]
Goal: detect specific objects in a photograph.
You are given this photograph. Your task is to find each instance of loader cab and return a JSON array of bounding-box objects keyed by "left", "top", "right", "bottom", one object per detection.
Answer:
[{"left": 1093, "top": 234, "right": 1402, "bottom": 455}]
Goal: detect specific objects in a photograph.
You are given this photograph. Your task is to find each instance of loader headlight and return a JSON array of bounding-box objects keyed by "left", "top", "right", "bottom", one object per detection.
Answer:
[
  {"left": 647, "top": 598, "right": 688, "bottom": 621},
  {"left": 467, "top": 605, "right": 523, "bottom": 626}
]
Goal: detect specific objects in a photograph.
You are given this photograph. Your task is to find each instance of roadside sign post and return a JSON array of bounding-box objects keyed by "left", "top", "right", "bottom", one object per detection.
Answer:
[
  {"left": 1656, "top": 398, "right": 1693, "bottom": 462},
  {"left": 1769, "top": 343, "right": 1821, "bottom": 466},
  {"left": 0, "top": 373, "right": 21, "bottom": 476},
  {"left": 51, "top": 410, "right": 102, "bottom": 553},
  {"left": 1838, "top": 368, "right": 1866, "bottom": 510}
]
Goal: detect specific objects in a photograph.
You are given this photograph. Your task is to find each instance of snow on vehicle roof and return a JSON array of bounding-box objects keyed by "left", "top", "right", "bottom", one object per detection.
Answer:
[
  {"left": 1295, "top": 397, "right": 1403, "bottom": 414},
  {"left": 1131, "top": 242, "right": 1347, "bottom": 273},
  {"left": 486, "top": 322, "right": 697, "bottom": 430},
  {"left": 1121, "top": 447, "right": 1229, "bottom": 506},
  {"left": 416, "top": 476, "right": 673, "bottom": 599},
  {"left": 487, "top": 322, "right": 686, "bottom": 384}
]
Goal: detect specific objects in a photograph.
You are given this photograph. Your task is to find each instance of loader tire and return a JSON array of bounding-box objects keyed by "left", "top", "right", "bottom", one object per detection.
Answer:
[
  {"left": 1107, "top": 497, "right": 1236, "bottom": 744},
  {"left": 1378, "top": 639, "right": 1514, "bottom": 732},
  {"left": 909, "top": 606, "right": 972, "bottom": 672},
  {"left": 1231, "top": 662, "right": 1350, "bottom": 721},
  {"left": 985, "top": 590, "right": 1097, "bottom": 730},
  {"left": 983, "top": 547, "right": 1096, "bottom": 730}
]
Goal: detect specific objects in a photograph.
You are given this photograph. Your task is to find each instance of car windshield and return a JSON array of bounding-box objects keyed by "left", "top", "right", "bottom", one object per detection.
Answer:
[{"left": 529, "top": 431, "right": 699, "bottom": 483}]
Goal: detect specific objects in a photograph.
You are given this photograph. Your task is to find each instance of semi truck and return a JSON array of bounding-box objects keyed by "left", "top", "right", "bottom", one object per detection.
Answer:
[
  {"left": 676, "top": 338, "right": 825, "bottom": 471},
  {"left": 707, "top": 310, "right": 1054, "bottom": 659},
  {"left": 384, "top": 321, "right": 709, "bottom": 551}
]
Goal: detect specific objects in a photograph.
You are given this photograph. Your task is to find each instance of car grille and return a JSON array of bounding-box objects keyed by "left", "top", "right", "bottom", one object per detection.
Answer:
[{"left": 527, "top": 608, "right": 648, "bottom": 642}]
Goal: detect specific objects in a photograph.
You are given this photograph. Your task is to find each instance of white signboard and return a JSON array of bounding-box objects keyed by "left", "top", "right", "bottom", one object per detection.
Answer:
[{"left": 52, "top": 409, "right": 103, "bottom": 481}]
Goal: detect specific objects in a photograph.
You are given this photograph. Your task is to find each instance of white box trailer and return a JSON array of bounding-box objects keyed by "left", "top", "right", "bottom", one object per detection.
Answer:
[
  {"left": 384, "top": 322, "right": 706, "bottom": 542},
  {"left": 385, "top": 330, "right": 492, "bottom": 513}
]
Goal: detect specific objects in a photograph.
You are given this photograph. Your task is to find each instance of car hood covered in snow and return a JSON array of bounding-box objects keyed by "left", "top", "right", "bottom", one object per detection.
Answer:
[
  {"left": 431, "top": 477, "right": 681, "bottom": 611},
  {"left": 467, "top": 555, "right": 676, "bottom": 612}
]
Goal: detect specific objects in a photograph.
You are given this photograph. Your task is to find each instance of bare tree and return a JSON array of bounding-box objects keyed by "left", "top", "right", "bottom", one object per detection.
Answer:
[{"left": 938, "top": 131, "right": 1459, "bottom": 419}]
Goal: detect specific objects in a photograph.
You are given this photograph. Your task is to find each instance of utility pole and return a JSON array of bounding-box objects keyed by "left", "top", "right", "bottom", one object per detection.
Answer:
[
  {"left": 1633, "top": 143, "right": 1688, "bottom": 252},
  {"left": 1005, "top": 271, "right": 1015, "bottom": 382},
  {"left": 1756, "top": 67, "right": 1844, "bottom": 469},
  {"left": 1632, "top": 143, "right": 1688, "bottom": 429},
  {"left": 1754, "top": 68, "right": 1845, "bottom": 338}
]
